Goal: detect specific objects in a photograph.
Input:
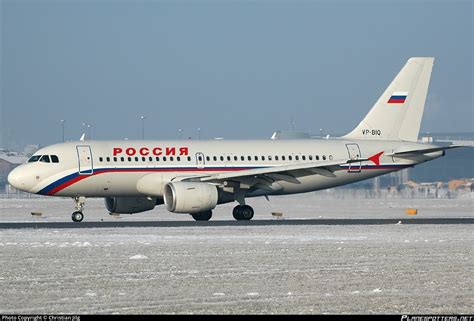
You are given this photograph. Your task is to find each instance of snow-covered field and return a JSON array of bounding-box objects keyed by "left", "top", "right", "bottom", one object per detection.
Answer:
[
  {"left": 0, "top": 192, "right": 473, "bottom": 222},
  {"left": 0, "top": 194, "right": 473, "bottom": 314}
]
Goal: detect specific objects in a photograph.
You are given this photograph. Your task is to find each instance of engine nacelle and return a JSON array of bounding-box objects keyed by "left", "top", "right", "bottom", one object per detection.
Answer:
[
  {"left": 164, "top": 182, "right": 218, "bottom": 214},
  {"left": 105, "top": 196, "right": 157, "bottom": 214}
]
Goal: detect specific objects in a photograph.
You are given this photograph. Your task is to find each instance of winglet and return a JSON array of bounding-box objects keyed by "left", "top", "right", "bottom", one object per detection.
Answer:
[
  {"left": 79, "top": 133, "right": 86, "bottom": 141},
  {"left": 368, "top": 151, "right": 384, "bottom": 166}
]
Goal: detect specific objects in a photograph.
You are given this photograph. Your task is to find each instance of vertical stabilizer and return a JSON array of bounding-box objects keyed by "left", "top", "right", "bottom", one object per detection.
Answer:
[{"left": 343, "top": 57, "right": 434, "bottom": 141}]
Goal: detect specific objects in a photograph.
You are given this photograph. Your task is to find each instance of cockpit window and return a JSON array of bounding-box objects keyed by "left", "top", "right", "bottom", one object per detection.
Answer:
[
  {"left": 28, "top": 155, "right": 41, "bottom": 162},
  {"left": 28, "top": 154, "right": 59, "bottom": 163},
  {"left": 39, "top": 155, "right": 50, "bottom": 163}
]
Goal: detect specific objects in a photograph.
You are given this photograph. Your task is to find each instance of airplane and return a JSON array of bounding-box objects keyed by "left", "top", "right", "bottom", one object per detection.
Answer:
[{"left": 7, "top": 57, "right": 462, "bottom": 222}]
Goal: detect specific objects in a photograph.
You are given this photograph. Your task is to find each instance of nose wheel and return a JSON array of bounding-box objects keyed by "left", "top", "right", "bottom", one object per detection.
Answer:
[
  {"left": 71, "top": 196, "right": 86, "bottom": 222},
  {"left": 72, "top": 211, "right": 84, "bottom": 222}
]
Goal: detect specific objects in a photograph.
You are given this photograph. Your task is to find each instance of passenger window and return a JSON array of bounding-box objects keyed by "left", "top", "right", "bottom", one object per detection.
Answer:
[
  {"left": 261, "top": 156, "right": 265, "bottom": 161},
  {"left": 198, "top": 156, "right": 203, "bottom": 161},
  {"left": 99, "top": 157, "right": 103, "bottom": 162},
  {"left": 156, "top": 157, "right": 160, "bottom": 162},
  {"left": 220, "top": 156, "right": 224, "bottom": 161},
  {"left": 322, "top": 155, "right": 326, "bottom": 161},
  {"left": 39, "top": 155, "right": 50, "bottom": 163},
  {"left": 309, "top": 155, "right": 313, "bottom": 161},
  {"left": 295, "top": 155, "right": 299, "bottom": 161},
  {"left": 177, "top": 156, "right": 181, "bottom": 161},
  {"left": 206, "top": 156, "right": 210, "bottom": 161},
  {"left": 213, "top": 156, "right": 217, "bottom": 161},
  {"left": 254, "top": 156, "right": 258, "bottom": 161},
  {"left": 241, "top": 156, "right": 245, "bottom": 161},
  {"left": 302, "top": 155, "right": 306, "bottom": 161},
  {"left": 248, "top": 156, "right": 251, "bottom": 161},
  {"left": 114, "top": 157, "right": 118, "bottom": 162},
  {"left": 316, "top": 155, "right": 319, "bottom": 160},
  {"left": 268, "top": 156, "right": 272, "bottom": 161},
  {"left": 149, "top": 157, "right": 153, "bottom": 161},
  {"left": 234, "top": 156, "right": 238, "bottom": 161},
  {"left": 106, "top": 157, "right": 110, "bottom": 162},
  {"left": 282, "top": 156, "right": 286, "bottom": 161},
  {"left": 227, "top": 156, "right": 231, "bottom": 161},
  {"left": 121, "top": 157, "right": 125, "bottom": 162},
  {"left": 187, "top": 156, "right": 191, "bottom": 161},
  {"left": 128, "top": 157, "right": 132, "bottom": 162},
  {"left": 275, "top": 156, "right": 279, "bottom": 161},
  {"left": 170, "top": 157, "right": 174, "bottom": 161},
  {"left": 142, "top": 157, "right": 146, "bottom": 162},
  {"left": 163, "top": 157, "right": 167, "bottom": 161},
  {"left": 28, "top": 155, "right": 41, "bottom": 162},
  {"left": 289, "top": 156, "right": 292, "bottom": 161},
  {"left": 135, "top": 157, "right": 139, "bottom": 162}
]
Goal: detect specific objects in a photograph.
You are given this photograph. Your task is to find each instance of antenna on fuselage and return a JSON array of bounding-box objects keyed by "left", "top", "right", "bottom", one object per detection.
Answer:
[{"left": 79, "top": 133, "right": 86, "bottom": 141}]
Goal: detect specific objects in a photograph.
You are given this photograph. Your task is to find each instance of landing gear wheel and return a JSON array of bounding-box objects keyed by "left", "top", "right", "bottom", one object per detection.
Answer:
[
  {"left": 233, "top": 206, "right": 243, "bottom": 220},
  {"left": 232, "top": 205, "right": 254, "bottom": 220},
  {"left": 191, "top": 210, "right": 212, "bottom": 221},
  {"left": 72, "top": 211, "right": 84, "bottom": 222},
  {"left": 71, "top": 196, "right": 86, "bottom": 222}
]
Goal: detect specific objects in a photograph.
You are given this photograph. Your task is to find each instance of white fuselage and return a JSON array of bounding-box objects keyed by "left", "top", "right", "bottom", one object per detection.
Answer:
[
  {"left": 6, "top": 57, "right": 446, "bottom": 221},
  {"left": 8, "top": 138, "right": 441, "bottom": 200}
]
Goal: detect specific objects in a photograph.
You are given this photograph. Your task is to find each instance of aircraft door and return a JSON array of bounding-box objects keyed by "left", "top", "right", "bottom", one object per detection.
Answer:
[
  {"left": 195, "top": 152, "right": 205, "bottom": 169},
  {"left": 345, "top": 143, "right": 361, "bottom": 173},
  {"left": 77, "top": 145, "right": 94, "bottom": 175}
]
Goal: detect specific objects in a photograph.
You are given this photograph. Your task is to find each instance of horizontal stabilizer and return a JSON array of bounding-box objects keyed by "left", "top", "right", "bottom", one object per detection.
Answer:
[{"left": 386, "top": 145, "right": 465, "bottom": 157}]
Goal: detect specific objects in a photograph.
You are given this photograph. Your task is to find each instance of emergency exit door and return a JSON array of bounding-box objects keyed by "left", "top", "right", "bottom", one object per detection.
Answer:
[
  {"left": 346, "top": 143, "right": 361, "bottom": 173},
  {"left": 195, "top": 152, "right": 205, "bottom": 169},
  {"left": 77, "top": 145, "right": 93, "bottom": 175}
]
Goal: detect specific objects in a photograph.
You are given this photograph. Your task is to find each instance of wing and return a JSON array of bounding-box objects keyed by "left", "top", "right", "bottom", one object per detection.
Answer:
[{"left": 176, "top": 158, "right": 362, "bottom": 194}]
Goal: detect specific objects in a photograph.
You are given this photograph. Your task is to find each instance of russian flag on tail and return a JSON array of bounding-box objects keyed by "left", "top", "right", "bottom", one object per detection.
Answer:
[{"left": 387, "top": 91, "right": 408, "bottom": 104}]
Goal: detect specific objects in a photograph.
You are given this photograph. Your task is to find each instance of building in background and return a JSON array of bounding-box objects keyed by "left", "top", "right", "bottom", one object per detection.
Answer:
[{"left": 0, "top": 149, "right": 29, "bottom": 187}]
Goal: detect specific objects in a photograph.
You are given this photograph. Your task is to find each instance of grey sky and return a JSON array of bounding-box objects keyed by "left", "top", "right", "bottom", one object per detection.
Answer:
[{"left": 1, "top": 0, "right": 472, "bottom": 150}]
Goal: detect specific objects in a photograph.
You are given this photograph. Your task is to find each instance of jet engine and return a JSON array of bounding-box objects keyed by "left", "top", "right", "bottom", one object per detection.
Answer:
[
  {"left": 164, "top": 182, "right": 218, "bottom": 213},
  {"left": 105, "top": 196, "right": 157, "bottom": 214}
]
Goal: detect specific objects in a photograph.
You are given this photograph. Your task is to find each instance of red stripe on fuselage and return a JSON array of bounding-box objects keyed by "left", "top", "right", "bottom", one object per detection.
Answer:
[
  {"left": 46, "top": 167, "right": 251, "bottom": 195},
  {"left": 47, "top": 175, "right": 90, "bottom": 196}
]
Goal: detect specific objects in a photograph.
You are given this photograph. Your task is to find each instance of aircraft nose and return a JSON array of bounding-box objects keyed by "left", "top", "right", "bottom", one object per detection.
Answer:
[{"left": 7, "top": 166, "right": 35, "bottom": 192}]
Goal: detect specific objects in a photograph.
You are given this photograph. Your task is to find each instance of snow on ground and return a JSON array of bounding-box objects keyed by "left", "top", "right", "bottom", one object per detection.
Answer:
[
  {"left": 0, "top": 192, "right": 473, "bottom": 222},
  {"left": 0, "top": 225, "right": 472, "bottom": 314},
  {"left": 0, "top": 195, "right": 473, "bottom": 314}
]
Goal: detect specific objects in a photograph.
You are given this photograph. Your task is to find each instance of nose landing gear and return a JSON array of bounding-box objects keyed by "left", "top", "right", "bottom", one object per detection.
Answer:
[
  {"left": 72, "top": 211, "right": 84, "bottom": 222},
  {"left": 71, "top": 196, "right": 86, "bottom": 222}
]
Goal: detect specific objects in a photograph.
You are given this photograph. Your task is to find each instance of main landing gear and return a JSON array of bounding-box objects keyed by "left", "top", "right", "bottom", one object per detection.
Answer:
[
  {"left": 191, "top": 210, "right": 213, "bottom": 221},
  {"left": 71, "top": 196, "right": 86, "bottom": 222},
  {"left": 232, "top": 205, "right": 254, "bottom": 220},
  {"left": 189, "top": 205, "right": 255, "bottom": 221}
]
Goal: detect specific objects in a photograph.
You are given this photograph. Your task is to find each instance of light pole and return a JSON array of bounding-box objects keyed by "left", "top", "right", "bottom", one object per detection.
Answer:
[
  {"left": 140, "top": 115, "right": 146, "bottom": 140},
  {"left": 60, "top": 119, "right": 65, "bottom": 142},
  {"left": 197, "top": 128, "right": 201, "bottom": 140},
  {"left": 319, "top": 128, "right": 323, "bottom": 138},
  {"left": 82, "top": 123, "right": 92, "bottom": 139},
  {"left": 178, "top": 128, "right": 183, "bottom": 140}
]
